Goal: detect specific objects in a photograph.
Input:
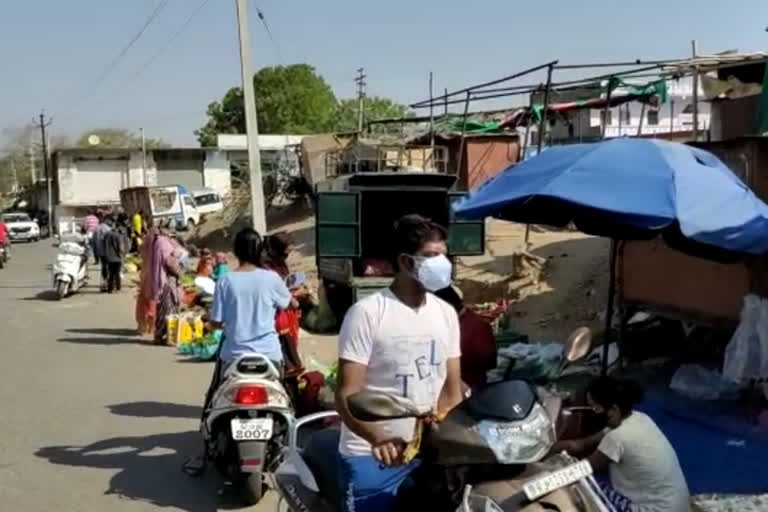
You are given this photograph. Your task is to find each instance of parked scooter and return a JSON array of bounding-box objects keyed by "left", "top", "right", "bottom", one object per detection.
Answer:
[
  {"left": 52, "top": 240, "right": 88, "bottom": 299},
  {"left": 273, "top": 328, "right": 616, "bottom": 512},
  {"left": 201, "top": 354, "right": 294, "bottom": 505}
]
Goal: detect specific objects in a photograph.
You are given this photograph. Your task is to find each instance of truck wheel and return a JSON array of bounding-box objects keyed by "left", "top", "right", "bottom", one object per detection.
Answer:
[{"left": 56, "top": 281, "right": 69, "bottom": 300}]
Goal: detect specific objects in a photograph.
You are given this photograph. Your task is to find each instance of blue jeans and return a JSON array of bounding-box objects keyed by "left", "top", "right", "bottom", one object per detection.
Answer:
[{"left": 339, "top": 455, "right": 420, "bottom": 512}]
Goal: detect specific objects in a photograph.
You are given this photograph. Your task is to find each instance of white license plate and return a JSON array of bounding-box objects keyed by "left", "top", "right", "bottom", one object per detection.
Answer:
[
  {"left": 522, "top": 460, "right": 593, "bottom": 501},
  {"left": 230, "top": 417, "right": 274, "bottom": 441}
]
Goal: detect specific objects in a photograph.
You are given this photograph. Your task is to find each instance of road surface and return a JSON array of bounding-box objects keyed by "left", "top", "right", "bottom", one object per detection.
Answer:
[{"left": 0, "top": 241, "right": 279, "bottom": 511}]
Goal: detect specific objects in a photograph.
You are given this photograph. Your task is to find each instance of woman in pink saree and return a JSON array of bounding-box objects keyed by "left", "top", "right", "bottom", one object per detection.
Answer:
[{"left": 136, "top": 220, "right": 182, "bottom": 344}]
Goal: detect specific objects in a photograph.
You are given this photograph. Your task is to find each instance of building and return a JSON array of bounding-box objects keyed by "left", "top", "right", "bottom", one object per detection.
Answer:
[
  {"left": 50, "top": 147, "right": 231, "bottom": 227},
  {"left": 543, "top": 76, "right": 710, "bottom": 144}
]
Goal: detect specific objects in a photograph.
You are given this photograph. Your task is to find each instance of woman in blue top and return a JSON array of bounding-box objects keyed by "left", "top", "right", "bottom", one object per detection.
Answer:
[{"left": 209, "top": 227, "right": 293, "bottom": 369}]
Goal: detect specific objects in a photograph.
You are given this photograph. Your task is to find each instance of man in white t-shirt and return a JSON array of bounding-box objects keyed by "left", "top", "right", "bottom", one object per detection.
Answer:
[{"left": 335, "top": 214, "right": 464, "bottom": 512}]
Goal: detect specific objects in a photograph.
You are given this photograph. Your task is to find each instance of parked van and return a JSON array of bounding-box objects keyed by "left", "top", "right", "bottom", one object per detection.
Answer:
[{"left": 192, "top": 188, "right": 225, "bottom": 216}]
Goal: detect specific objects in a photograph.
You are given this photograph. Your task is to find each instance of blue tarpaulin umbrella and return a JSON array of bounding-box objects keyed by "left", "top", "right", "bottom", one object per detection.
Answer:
[
  {"left": 454, "top": 138, "right": 768, "bottom": 255},
  {"left": 454, "top": 138, "right": 768, "bottom": 373}
]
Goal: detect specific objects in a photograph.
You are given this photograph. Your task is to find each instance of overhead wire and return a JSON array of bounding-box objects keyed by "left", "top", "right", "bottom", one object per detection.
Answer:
[
  {"left": 125, "top": 0, "right": 213, "bottom": 84},
  {"left": 88, "top": 0, "right": 170, "bottom": 93},
  {"left": 255, "top": 4, "right": 284, "bottom": 64}
]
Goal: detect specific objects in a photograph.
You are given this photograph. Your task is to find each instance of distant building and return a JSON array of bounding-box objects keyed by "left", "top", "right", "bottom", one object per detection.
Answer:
[
  {"left": 50, "top": 147, "right": 231, "bottom": 227},
  {"left": 541, "top": 76, "right": 710, "bottom": 144}
]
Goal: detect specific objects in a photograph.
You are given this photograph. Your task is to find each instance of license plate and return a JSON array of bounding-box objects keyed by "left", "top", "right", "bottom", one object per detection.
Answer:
[
  {"left": 230, "top": 417, "right": 274, "bottom": 441},
  {"left": 522, "top": 460, "right": 593, "bottom": 501}
]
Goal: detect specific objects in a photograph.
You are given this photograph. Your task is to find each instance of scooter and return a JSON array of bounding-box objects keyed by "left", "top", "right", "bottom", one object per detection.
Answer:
[
  {"left": 201, "top": 354, "right": 294, "bottom": 505},
  {"left": 52, "top": 241, "right": 88, "bottom": 299},
  {"left": 273, "top": 328, "right": 616, "bottom": 512}
]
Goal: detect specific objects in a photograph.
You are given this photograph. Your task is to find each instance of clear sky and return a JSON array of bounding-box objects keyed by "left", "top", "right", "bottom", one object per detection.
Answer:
[{"left": 2, "top": 0, "right": 768, "bottom": 147}]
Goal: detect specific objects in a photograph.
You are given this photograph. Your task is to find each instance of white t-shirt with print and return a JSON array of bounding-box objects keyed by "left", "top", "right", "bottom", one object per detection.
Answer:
[
  {"left": 338, "top": 289, "right": 461, "bottom": 456},
  {"left": 598, "top": 411, "right": 690, "bottom": 512}
]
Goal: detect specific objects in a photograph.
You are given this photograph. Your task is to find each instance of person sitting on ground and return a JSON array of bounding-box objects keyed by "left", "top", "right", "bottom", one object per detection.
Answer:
[
  {"left": 212, "top": 252, "right": 229, "bottom": 281},
  {"left": 553, "top": 376, "right": 690, "bottom": 512},
  {"left": 196, "top": 248, "right": 214, "bottom": 278},
  {"left": 433, "top": 285, "right": 497, "bottom": 392}
]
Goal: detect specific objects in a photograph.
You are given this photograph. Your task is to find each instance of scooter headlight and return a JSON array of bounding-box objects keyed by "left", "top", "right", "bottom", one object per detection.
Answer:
[{"left": 473, "top": 402, "right": 556, "bottom": 464}]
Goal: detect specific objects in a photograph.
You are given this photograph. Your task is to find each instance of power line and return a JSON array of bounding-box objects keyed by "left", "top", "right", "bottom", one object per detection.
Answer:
[
  {"left": 255, "top": 4, "right": 283, "bottom": 64},
  {"left": 89, "top": 0, "right": 170, "bottom": 91},
  {"left": 126, "top": 0, "right": 212, "bottom": 84}
]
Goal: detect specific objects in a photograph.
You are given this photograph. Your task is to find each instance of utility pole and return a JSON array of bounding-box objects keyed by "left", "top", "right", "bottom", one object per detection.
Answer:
[
  {"left": 32, "top": 110, "right": 53, "bottom": 233},
  {"left": 28, "top": 136, "right": 37, "bottom": 184},
  {"left": 140, "top": 127, "right": 148, "bottom": 185},
  {"left": 236, "top": 0, "right": 267, "bottom": 234},
  {"left": 691, "top": 40, "right": 700, "bottom": 141},
  {"left": 355, "top": 67, "right": 367, "bottom": 134}
]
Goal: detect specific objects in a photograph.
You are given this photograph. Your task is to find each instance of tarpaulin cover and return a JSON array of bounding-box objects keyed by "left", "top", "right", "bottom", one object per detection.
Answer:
[
  {"left": 639, "top": 391, "right": 768, "bottom": 494},
  {"left": 453, "top": 138, "right": 768, "bottom": 254}
]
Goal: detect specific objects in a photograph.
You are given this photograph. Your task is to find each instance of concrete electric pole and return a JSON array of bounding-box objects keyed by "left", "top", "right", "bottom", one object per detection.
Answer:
[
  {"left": 355, "top": 67, "right": 367, "bottom": 133},
  {"left": 32, "top": 110, "right": 53, "bottom": 233},
  {"left": 140, "top": 127, "right": 148, "bottom": 184},
  {"left": 236, "top": 0, "right": 267, "bottom": 234}
]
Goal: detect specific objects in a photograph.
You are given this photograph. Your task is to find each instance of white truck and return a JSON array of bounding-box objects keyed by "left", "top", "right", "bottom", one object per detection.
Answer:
[{"left": 119, "top": 185, "right": 200, "bottom": 230}]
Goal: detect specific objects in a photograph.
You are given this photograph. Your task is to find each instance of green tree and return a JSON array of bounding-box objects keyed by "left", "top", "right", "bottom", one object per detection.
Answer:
[
  {"left": 195, "top": 64, "right": 338, "bottom": 146},
  {"left": 195, "top": 87, "right": 245, "bottom": 147},
  {"left": 332, "top": 96, "right": 412, "bottom": 132},
  {"left": 74, "top": 128, "right": 170, "bottom": 149}
]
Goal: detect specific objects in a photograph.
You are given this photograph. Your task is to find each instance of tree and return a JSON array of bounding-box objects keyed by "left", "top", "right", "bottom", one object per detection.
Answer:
[
  {"left": 195, "top": 87, "right": 245, "bottom": 147},
  {"left": 74, "top": 128, "right": 170, "bottom": 149},
  {"left": 332, "top": 96, "right": 412, "bottom": 133},
  {"left": 195, "top": 64, "right": 338, "bottom": 146},
  {"left": 254, "top": 64, "right": 337, "bottom": 134},
  {"left": 0, "top": 124, "right": 69, "bottom": 194}
]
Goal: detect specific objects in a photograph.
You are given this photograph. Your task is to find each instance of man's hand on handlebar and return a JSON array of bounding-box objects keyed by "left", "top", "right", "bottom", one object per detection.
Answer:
[{"left": 372, "top": 438, "right": 406, "bottom": 467}]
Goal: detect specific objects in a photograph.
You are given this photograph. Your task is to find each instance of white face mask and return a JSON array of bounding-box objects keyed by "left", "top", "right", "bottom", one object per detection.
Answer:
[{"left": 410, "top": 254, "right": 453, "bottom": 292}]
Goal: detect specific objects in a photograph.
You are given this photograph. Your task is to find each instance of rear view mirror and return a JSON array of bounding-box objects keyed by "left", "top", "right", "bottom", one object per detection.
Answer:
[
  {"left": 347, "top": 391, "right": 424, "bottom": 422},
  {"left": 563, "top": 327, "right": 592, "bottom": 363}
]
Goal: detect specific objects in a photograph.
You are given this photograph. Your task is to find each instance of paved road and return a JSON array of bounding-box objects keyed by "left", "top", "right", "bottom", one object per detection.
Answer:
[{"left": 0, "top": 241, "right": 278, "bottom": 511}]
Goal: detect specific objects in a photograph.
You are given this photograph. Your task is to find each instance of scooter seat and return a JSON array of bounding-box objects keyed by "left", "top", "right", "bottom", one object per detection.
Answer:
[{"left": 303, "top": 428, "right": 343, "bottom": 510}]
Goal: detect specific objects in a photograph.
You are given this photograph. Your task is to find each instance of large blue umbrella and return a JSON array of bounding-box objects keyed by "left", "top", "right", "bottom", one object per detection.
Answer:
[
  {"left": 454, "top": 138, "right": 768, "bottom": 255},
  {"left": 454, "top": 138, "right": 768, "bottom": 374}
]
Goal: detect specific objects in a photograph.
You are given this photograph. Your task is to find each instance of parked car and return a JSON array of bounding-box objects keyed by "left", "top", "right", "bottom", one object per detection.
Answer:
[
  {"left": 192, "top": 188, "right": 225, "bottom": 216},
  {"left": 2, "top": 212, "right": 40, "bottom": 242}
]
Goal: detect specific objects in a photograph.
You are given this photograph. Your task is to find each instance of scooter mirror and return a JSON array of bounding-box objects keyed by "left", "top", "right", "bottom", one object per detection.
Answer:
[
  {"left": 347, "top": 391, "right": 424, "bottom": 422},
  {"left": 563, "top": 326, "right": 593, "bottom": 363}
]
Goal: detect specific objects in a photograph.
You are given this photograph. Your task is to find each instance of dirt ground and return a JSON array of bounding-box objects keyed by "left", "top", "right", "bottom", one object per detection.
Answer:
[{"left": 188, "top": 201, "right": 610, "bottom": 346}]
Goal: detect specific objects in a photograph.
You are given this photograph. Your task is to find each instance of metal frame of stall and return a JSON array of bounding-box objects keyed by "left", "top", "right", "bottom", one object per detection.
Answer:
[{"left": 397, "top": 53, "right": 768, "bottom": 374}]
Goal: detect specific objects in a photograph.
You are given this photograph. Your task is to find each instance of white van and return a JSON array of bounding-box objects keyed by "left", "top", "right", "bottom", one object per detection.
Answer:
[{"left": 192, "top": 188, "right": 225, "bottom": 216}]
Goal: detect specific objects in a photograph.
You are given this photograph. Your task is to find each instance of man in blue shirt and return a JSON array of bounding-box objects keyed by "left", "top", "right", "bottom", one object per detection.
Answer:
[{"left": 209, "top": 227, "right": 292, "bottom": 368}]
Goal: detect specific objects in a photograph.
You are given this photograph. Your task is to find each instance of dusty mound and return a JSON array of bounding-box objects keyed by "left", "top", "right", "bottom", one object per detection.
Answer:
[
  {"left": 457, "top": 220, "right": 610, "bottom": 341},
  {"left": 189, "top": 201, "right": 609, "bottom": 341}
]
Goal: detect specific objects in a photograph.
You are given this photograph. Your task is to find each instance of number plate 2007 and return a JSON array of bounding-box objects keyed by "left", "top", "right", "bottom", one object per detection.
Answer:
[
  {"left": 230, "top": 417, "right": 274, "bottom": 441},
  {"left": 523, "top": 460, "right": 593, "bottom": 501}
]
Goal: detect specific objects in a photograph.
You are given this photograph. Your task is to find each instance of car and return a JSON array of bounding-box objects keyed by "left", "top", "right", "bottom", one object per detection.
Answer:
[
  {"left": 191, "top": 188, "right": 224, "bottom": 216},
  {"left": 2, "top": 212, "right": 41, "bottom": 242}
]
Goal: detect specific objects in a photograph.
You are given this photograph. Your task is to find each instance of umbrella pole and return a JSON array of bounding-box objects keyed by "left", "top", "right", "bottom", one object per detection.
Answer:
[{"left": 602, "top": 239, "right": 618, "bottom": 375}]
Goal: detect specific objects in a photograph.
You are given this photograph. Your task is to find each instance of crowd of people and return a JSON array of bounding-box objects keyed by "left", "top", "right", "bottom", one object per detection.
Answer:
[{"left": 78, "top": 208, "right": 689, "bottom": 512}]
